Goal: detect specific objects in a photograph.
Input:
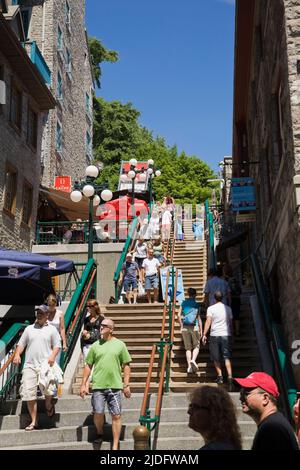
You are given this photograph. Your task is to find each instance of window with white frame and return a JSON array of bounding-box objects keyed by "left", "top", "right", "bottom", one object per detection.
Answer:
[
  {"left": 66, "top": 48, "right": 72, "bottom": 76},
  {"left": 66, "top": 1, "right": 71, "bottom": 28},
  {"left": 86, "top": 131, "right": 92, "bottom": 157}
]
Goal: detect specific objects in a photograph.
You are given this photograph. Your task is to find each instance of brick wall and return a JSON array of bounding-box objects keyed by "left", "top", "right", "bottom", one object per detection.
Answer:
[
  {"left": 22, "top": 0, "right": 93, "bottom": 188},
  {"left": 0, "top": 52, "right": 46, "bottom": 250},
  {"left": 244, "top": 0, "right": 300, "bottom": 387}
]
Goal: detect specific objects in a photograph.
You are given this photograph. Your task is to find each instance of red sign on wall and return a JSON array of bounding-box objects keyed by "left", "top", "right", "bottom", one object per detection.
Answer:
[{"left": 54, "top": 176, "right": 72, "bottom": 193}]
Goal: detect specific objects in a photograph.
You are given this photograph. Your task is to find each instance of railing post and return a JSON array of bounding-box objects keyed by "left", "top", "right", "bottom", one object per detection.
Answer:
[{"left": 133, "top": 425, "right": 150, "bottom": 450}]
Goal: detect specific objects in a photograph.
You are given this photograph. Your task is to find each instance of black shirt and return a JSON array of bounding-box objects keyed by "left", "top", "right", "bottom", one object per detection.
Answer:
[
  {"left": 200, "top": 441, "right": 236, "bottom": 450},
  {"left": 252, "top": 411, "right": 299, "bottom": 450},
  {"left": 81, "top": 315, "right": 104, "bottom": 348}
]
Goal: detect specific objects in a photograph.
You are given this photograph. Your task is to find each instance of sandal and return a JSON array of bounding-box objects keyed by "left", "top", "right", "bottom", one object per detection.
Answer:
[{"left": 25, "top": 423, "right": 38, "bottom": 431}]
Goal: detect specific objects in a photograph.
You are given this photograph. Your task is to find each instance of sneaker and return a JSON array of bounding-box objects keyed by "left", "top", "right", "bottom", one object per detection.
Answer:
[
  {"left": 216, "top": 376, "right": 224, "bottom": 385},
  {"left": 187, "top": 365, "right": 193, "bottom": 374},
  {"left": 190, "top": 360, "right": 198, "bottom": 373}
]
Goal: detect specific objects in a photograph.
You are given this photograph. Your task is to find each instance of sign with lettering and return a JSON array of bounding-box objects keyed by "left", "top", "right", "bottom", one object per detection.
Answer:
[
  {"left": 231, "top": 177, "right": 256, "bottom": 212},
  {"left": 118, "top": 161, "right": 149, "bottom": 193},
  {"left": 54, "top": 176, "right": 71, "bottom": 193},
  {"left": 160, "top": 267, "right": 185, "bottom": 304}
]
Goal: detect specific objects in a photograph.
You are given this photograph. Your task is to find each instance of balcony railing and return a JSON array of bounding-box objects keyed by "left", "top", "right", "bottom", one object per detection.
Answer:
[
  {"left": 23, "top": 41, "right": 51, "bottom": 85},
  {"left": 36, "top": 220, "right": 132, "bottom": 245}
]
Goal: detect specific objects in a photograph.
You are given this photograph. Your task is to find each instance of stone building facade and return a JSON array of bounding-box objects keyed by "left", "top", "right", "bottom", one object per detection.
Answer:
[
  {"left": 233, "top": 0, "right": 300, "bottom": 387},
  {"left": 17, "top": 0, "right": 93, "bottom": 187},
  {"left": 0, "top": 5, "right": 55, "bottom": 250}
]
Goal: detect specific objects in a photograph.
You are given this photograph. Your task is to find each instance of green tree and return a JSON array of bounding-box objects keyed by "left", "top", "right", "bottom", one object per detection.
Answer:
[
  {"left": 93, "top": 97, "right": 215, "bottom": 204},
  {"left": 88, "top": 37, "right": 118, "bottom": 88}
]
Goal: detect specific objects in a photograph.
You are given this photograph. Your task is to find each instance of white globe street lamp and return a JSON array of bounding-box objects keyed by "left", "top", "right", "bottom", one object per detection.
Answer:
[
  {"left": 82, "top": 185, "right": 95, "bottom": 198},
  {"left": 128, "top": 170, "right": 136, "bottom": 179},
  {"left": 129, "top": 158, "right": 137, "bottom": 167},
  {"left": 93, "top": 195, "right": 101, "bottom": 206},
  {"left": 101, "top": 189, "right": 113, "bottom": 202},
  {"left": 85, "top": 165, "right": 99, "bottom": 178},
  {"left": 70, "top": 190, "right": 83, "bottom": 203}
]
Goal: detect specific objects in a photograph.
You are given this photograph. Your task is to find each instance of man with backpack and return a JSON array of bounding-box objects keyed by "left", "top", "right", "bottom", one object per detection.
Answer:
[{"left": 177, "top": 288, "right": 202, "bottom": 374}]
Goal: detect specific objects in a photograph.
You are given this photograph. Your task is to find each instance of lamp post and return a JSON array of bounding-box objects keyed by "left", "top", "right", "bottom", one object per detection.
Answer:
[
  {"left": 146, "top": 159, "right": 161, "bottom": 213},
  {"left": 70, "top": 165, "right": 113, "bottom": 260}
]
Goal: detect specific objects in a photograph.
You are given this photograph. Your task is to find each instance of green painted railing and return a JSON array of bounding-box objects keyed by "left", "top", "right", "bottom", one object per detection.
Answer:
[
  {"left": 60, "top": 259, "right": 97, "bottom": 370},
  {"left": 205, "top": 199, "right": 217, "bottom": 271},
  {"left": 0, "top": 322, "right": 29, "bottom": 402},
  {"left": 0, "top": 260, "right": 97, "bottom": 402},
  {"left": 113, "top": 217, "right": 139, "bottom": 302},
  {"left": 250, "top": 253, "right": 297, "bottom": 421}
]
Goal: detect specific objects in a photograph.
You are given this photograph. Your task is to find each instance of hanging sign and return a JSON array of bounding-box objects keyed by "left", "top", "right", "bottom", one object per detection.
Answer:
[{"left": 231, "top": 177, "right": 256, "bottom": 212}]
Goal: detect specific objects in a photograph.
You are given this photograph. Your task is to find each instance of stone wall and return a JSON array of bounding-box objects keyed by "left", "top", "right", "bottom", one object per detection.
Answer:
[
  {"left": 244, "top": 0, "right": 300, "bottom": 387},
  {"left": 0, "top": 52, "right": 46, "bottom": 250},
  {"left": 22, "top": 0, "right": 93, "bottom": 187}
]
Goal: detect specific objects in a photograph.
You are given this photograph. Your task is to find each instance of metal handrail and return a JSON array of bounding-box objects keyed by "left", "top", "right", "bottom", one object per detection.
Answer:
[
  {"left": 138, "top": 267, "right": 178, "bottom": 447},
  {"left": 250, "top": 253, "right": 297, "bottom": 422},
  {"left": 60, "top": 259, "right": 97, "bottom": 370},
  {"left": 0, "top": 322, "right": 29, "bottom": 402},
  {"left": 113, "top": 217, "right": 140, "bottom": 302}
]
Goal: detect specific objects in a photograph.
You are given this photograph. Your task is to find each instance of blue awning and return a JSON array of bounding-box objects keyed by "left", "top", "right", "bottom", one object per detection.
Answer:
[
  {"left": 0, "top": 260, "right": 41, "bottom": 280},
  {"left": 0, "top": 248, "right": 75, "bottom": 276}
]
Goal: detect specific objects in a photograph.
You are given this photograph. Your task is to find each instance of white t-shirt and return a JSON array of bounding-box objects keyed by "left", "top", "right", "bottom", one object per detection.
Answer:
[
  {"left": 142, "top": 257, "right": 160, "bottom": 276},
  {"left": 207, "top": 302, "right": 233, "bottom": 336},
  {"left": 18, "top": 322, "right": 61, "bottom": 369},
  {"left": 135, "top": 242, "right": 147, "bottom": 258},
  {"left": 162, "top": 210, "right": 172, "bottom": 225}
]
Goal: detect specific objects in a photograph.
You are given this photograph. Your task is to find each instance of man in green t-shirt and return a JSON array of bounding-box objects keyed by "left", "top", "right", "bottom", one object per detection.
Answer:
[{"left": 80, "top": 318, "right": 131, "bottom": 450}]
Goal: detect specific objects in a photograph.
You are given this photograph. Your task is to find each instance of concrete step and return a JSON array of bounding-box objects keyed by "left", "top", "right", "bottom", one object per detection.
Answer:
[
  {"left": 0, "top": 435, "right": 254, "bottom": 450},
  {"left": 0, "top": 420, "right": 257, "bottom": 448}
]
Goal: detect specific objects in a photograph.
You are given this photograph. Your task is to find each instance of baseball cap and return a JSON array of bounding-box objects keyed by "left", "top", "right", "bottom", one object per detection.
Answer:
[
  {"left": 35, "top": 305, "right": 48, "bottom": 314},
  {"left": 126, "top": 253, "right": 133, "bottom": 258},
  {"left": 234, "top": 372, "right": 279, "bottom": 398}
]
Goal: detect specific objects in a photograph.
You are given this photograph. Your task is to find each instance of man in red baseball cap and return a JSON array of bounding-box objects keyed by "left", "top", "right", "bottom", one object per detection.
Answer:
[{"left": 234, "top": 372, "right": 299, "bottom": 450}]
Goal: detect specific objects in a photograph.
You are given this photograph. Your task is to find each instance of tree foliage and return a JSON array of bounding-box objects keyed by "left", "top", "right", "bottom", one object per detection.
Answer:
[
  {"left": 88, "top": 37, "right": 118, "bottom": 89},
  {"left": 93, "top": 97, "right": 215, "bottom": 205}
]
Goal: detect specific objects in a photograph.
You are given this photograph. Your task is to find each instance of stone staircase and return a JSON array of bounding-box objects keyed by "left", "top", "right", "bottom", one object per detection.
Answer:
[{"left": 0, "top": 393, "right": 256, "bottom": 450}]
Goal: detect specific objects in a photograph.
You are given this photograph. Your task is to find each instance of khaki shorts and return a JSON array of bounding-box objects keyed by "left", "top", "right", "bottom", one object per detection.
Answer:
[
  {"left": 20, "top": 367, "right": 54, "bottom": 401},
  {"left": 182, "top": 327, "right": 200, "bottom": 351}
]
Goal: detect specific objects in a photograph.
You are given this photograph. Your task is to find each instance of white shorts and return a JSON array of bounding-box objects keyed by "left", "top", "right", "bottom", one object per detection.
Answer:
[{"left": 20, "top": 367, "right": 54, "bottom": 401}]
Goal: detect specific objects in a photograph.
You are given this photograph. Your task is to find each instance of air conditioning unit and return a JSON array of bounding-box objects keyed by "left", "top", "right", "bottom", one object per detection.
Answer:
[{"left": 0, "top": 80, "right": 6, "bottom": 105}]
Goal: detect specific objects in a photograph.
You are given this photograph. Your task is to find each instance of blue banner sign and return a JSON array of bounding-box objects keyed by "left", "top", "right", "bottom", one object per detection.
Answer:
[
  {"left": 231, "top": 177, "right": 256, "bottom": 212},
  {"left": 160, "top": 267, "right": 185, "bottom": 304}
]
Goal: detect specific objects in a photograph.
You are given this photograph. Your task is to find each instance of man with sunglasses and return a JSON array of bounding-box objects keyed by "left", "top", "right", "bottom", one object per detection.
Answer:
[
  {"left": 80, "top": 318, "right": 131, "bottom": 450},
  {"left": 234, "top": 372, "right": 299, "bottom": 450}
]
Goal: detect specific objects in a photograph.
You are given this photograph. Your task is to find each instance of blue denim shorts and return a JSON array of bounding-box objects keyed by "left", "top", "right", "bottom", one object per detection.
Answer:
[
  {"left": 145, "top": 274, "right": 159, "bottom": 290},
  {"left": 123, "top": 278, "right": 138, "bottom": 292},
  {"left": 92, "top": 389, "right": 122, "bottom": 415}
]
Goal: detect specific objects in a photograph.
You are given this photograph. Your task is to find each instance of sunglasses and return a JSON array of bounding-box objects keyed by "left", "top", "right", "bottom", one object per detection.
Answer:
[{"left": 240, "top": 388, "right": 262, "bottom": 401}]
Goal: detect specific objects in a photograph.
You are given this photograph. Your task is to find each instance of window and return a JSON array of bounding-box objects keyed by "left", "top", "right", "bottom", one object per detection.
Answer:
[
  {"left": 57, "top": 25, "right": 63, "bottom": 51},
  {"left": 56, "top": 121, "right": 62, "bottom": 152},
  {"left": 21, "top": 8, "right": 32, "bottom": 40},
  {"left": 57, "top": 71, "right": 63, "bottom": 100},
  {"left": 66, "top": 48, "right": 72, "bottom": 77},
  {"left": 10, "top": 81, "right": 22, "bottom": 130},
  {"left": 3, "top": 165, "right": 17, "bottom": 215},
  {"left": 0, "top": 65, "right": 4, "bottom": 113},
  {"left": 85, "top": 92, "right": 91, "bottom": 115},
  {"left": 86, "top": 131, "right": 92, "bottom": 156},
  {"left": 27, "top": 106, "right": 38, "bottom": 149},
  {"left": 22, "top": 181, "right": 33, "bottom": 226},
  {"left": 65, "top": 1, "right": 71, "bottom": 27}
]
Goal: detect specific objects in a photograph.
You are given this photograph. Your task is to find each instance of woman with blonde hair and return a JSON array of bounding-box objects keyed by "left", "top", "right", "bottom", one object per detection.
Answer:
[
  {"left": 47, "top": 294, "right": 67, "bottom": 365},
  {"left": 188, "top": 385, "right": 242, "bottom": 450}
]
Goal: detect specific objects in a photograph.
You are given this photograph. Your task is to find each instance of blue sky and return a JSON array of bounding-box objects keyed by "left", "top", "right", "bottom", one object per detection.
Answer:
[{"left": 86, "top": 0, "right": 235, "bottom": 172}]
